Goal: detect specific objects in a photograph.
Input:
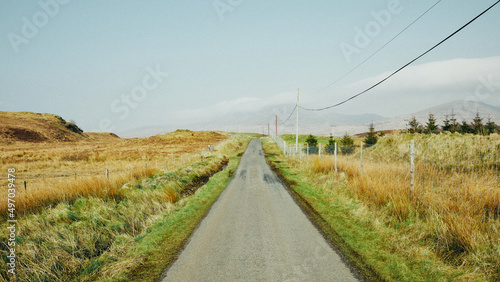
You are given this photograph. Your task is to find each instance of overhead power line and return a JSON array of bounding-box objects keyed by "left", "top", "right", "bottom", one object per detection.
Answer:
[
  {"left": 281, "top": 105, "right": 297, "bottom": 125},
  {"left": 301, "top": 0, "right": 500, "bottom": 112},
  {"left": 307, "top": 0, "right": 442, "bottom": 97}
]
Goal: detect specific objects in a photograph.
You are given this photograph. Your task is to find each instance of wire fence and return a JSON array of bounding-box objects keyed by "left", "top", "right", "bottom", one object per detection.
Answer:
[
  {"left": 1, "top": 138, "right": 229, "bottom": 192},
  {"left": 271, "top": 134, "right": 500, "bottom": 217}
]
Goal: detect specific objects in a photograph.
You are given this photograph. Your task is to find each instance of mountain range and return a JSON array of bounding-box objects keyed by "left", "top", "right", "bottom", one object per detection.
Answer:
[{"left": 118, "top": 100, "right": 500, "bottom": 138}]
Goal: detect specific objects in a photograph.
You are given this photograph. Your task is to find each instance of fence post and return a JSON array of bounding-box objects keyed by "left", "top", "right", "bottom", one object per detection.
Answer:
[
  {"left": 334, "top": 143, "right": 337, "bottom": 173},
  {"left": 410, "top": 139, "right": 415, "bottom": 200},
  {"left": 24, "top": 181, "right": 27, "bottom": 191},
  {"left": 300, "top": 144, "right": 303, "bottom": 160},
  {"left": 284, "top": 141, "right": 287, "bottom": 156},
  {"left": 106, "top": 169, "right": 109, "bottom": 180},
  {"left": 360, "top": 141, "right": 363, "bottom": 176},
  {"left": 319, "top": 143, "right": 321, "bottom": 158}
]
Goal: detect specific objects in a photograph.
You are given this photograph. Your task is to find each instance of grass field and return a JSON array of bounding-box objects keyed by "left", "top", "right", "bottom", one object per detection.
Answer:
[
  {"left": 0, "top": 128, "right": 251, "bottom": 281},
  {"left": 265, "top": 133, "right": 500, "bottom": 281},
  {"left": 0, "top": 129, "right": 229, "bottom": 218}
]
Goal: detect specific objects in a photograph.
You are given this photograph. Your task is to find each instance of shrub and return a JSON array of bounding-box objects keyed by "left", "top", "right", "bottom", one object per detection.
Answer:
[
  {"left": 325, "top": 135, "right": 336, "bottom": 155},
  {"left": 340, "top": 133, "right": 355, "bottom": 155}
]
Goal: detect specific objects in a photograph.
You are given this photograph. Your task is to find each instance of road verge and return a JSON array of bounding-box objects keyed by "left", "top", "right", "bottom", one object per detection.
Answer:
[{"left": 262, "top": 138, "right": 474, "bottom": 281}]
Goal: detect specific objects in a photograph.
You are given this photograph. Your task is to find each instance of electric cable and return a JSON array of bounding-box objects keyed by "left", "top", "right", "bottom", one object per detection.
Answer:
[
  {"left": 307, "top": 0, "right": 443, "bottom": 97},
  {"left": 300, "top": 0, "right": 500, "bottom": 111}
]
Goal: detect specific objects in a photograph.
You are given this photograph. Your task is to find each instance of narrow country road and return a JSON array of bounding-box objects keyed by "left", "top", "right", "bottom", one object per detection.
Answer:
[{"left": 162, "top": 139, "right": 358, "bottom": 281}]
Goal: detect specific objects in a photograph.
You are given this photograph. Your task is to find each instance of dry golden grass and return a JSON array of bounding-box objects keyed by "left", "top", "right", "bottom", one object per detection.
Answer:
[
  {"left": 0, "top": 134, "right": 247, "bottom": 281},
  {"left": 0, "top": 129, "right": 229, "bottom": 218},
  {"left": 0, "top": 111, "right": 87, "bottom": 143},
  {"left": 301, "top": 133, "right": 500, "bottom": 278}
]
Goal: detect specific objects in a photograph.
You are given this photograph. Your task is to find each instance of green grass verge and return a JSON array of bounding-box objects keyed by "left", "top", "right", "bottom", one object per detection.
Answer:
[
  {"left": 262, "top": 138, "right": 476, "bottom": 281},
  {"left": 105, "top": 149, "right": 247, "bottom": 281},
  {"left": 0, "top": 136, "right": 250, "bottom": 282}
]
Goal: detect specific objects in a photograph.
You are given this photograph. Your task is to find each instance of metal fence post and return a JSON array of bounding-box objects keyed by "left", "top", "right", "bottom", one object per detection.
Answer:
[
  {"left": 360, "top": 141, "right": 363, "bottom": 176},
  {"left": 334, "top": 143, "right": 337, "bottom": 173},
  {"left": 410, "top": 139, "right": 415, "bottom": 200}
]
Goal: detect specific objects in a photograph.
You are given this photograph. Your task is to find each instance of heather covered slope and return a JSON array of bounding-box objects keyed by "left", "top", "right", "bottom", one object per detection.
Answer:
[{"left": 0, "top": 111, "right": 87, "bottom": 143}]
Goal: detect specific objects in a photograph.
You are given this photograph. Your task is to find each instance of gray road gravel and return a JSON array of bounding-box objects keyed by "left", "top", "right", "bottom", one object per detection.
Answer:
[{"left": 162, "top": 139, "right": 358, "bottom": 281}]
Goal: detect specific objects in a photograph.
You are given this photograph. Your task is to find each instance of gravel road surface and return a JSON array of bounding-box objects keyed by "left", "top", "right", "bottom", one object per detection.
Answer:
[{"left": 162, "top": 139, "right": 358, "bottom": 281}]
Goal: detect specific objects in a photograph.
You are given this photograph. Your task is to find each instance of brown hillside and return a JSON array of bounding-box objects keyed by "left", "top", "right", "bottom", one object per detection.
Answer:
[{"left": 0, "top": 111, "right": 89, "bottom": 143}]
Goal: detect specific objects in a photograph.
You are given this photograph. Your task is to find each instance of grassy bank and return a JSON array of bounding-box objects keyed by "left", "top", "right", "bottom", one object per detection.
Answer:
[
  {"left": 263, "top": 136, "right": 498, "bottom": 281},
  {"left": 0, "top": 135, "right": 250, "bottom": 281},
  {"left": 0, "top": 130, "right": 229, "bottom": 218}
]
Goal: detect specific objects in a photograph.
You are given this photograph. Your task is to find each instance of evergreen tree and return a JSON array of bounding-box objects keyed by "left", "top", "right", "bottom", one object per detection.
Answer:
[
  {"left": 340, "top": 133, "right": 355, "bottom": 155},
  {"left": 407, "top": 116, "right": 420, "bottom": 134},
  {"left": 449, "top": 110, "right": 459, "bottom": 133},
  {"left": 325, "top": 134, "right": 336, "bottom": 154},
  {"left": 328, "top": 135, "right": 336, "bottom": 146},
  {"left": 364, "top": 122, "right": 378, "bottom": 146},
  {"left": 472, "top": 111, "right": 484, "bottom": 135},
  {"left": 425, "top": 113, "right": 439, "bottom": 134},
  {"left": 459, "top": 121, "right": 473, "bottom": 134},
  {"left": 304, "top": 134, "right": 319, "bottom": 154},
  {"left": 442, "top": 114, "right": 453, "bottom": 132},
  {"left": 485, "top": 117, "right": 497, "bottom": 135},
  {"left": 340, "top": 133, "right": 354, "bottom": 146},
  {"left": 305, "top": 134, "right": 318, "bottom": 146}
]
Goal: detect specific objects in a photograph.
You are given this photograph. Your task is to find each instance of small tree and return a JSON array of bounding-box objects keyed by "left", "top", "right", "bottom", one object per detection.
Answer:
[
  {"left": 407, "top": 116, "right": 420, "bottom": 134},
  {"left": 340, "top": 133, "right": 355, "bottom": 155},
  {"left": 341, "top": 133, "right": 354, "bottom": 146},
  {"left": 425, "top": 113, "right": 439, "bottom": 134},
  {"left": 442, "top": 114, "right": 451, "bottom": 132},
  {"left": 305, "top": 134, "right": 318, "bottom": 146},
  {"left": 485, "top": 117, "right": 497, "bottom": 135},
  {"left": 304, "top": 134, "right": 319, "bottom": 154},
  {"left": 449, "top": 110, "right": 459, "bottom": 133},
  {"left": 364, "top": 122, "right": 378, "bottom": 146},
  {"left": 325, "top": 134, "right": 336, "bottom": 154},
  {"left": 472, "top": 111, "right": 484, "bottom": 135},
  {"left": 459, "top": 121, "right": 473, "bottom": 134}
]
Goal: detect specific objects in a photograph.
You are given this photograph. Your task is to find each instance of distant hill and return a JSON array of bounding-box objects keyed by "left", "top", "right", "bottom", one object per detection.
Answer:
[
  {"left": 374, "top": 100, "right": 500, "bottom": 131},
  {"left": 0, "top": 111, "right": 120, "bottom": 143},
  {"left": 333, "top": 100, "right": 500, "bottom": 136}
]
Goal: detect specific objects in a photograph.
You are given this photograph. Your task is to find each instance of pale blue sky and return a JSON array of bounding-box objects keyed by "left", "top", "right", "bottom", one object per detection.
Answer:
[{"left": 1, "top": 0, "right": 499, "bottom": 135}]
